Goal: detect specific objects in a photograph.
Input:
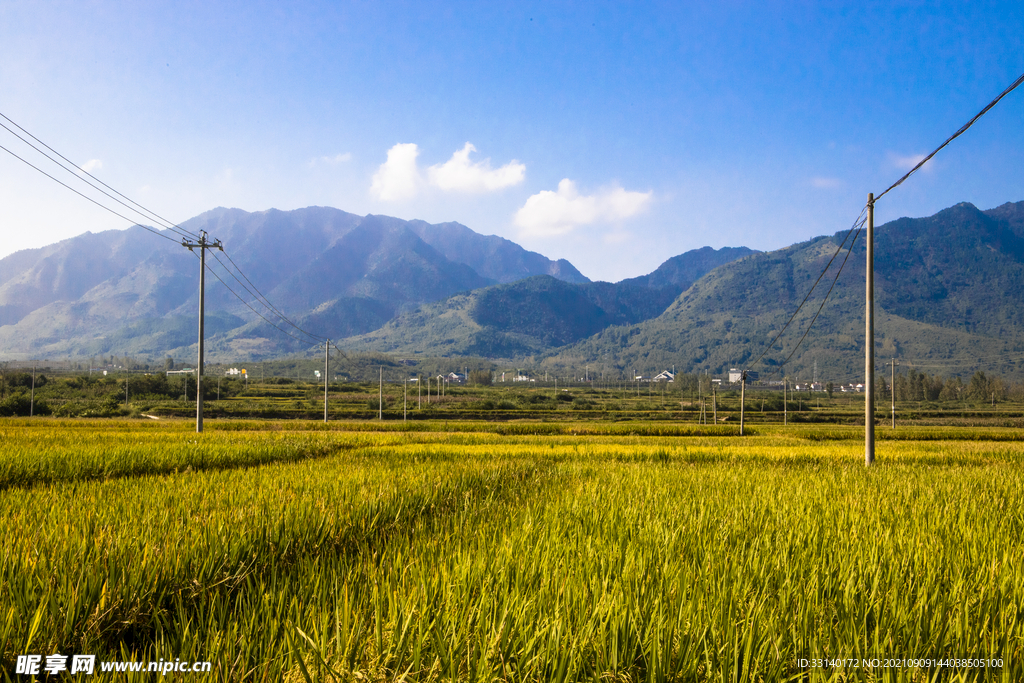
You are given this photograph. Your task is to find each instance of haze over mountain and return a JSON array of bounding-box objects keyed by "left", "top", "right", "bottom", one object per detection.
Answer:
[
  {"left": 0, "top": 206, "right": 587, "bottom": 360},
  {"left": 3, "top": 201, "right": 1024, "bottom": 384}
]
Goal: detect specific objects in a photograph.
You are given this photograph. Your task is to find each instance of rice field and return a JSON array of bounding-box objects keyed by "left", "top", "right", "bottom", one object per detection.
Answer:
[{"left": 1, "top": 418, "right": 1022, "bottom": 681}]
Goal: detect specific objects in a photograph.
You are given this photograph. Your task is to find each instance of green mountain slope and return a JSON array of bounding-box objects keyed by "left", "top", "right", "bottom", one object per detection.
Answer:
[
  {"left": 0, "top": 207, "right": 587, "bottom": 360},
  {"left": 543, "top": 201, "right": 1024, "bottom": 382},
  {"left": 340, "top": 246, "right": 757, "bottom": 358}
]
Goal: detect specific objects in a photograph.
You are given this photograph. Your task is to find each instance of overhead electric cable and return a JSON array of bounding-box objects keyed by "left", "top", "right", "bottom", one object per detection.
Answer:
[
  {"left": 750, "top": 69, "right": 1024, "bottom": 375},
  {"left": 0, "top": 112, "right": 200, "bottom": 240},
  {"left": 191, "top": 253, "right": 322, "bottom": 345},
  {"left": 748, "top": 208, "right": 866, "bottom": 369},
  {"left": 214, "top": 250, "right": 325, "bottom": 342},
  {"left": 0, "top": 142, "right": 179, "bottom": 244},
  {"left": 875, "top": 70, "right": 1024, "bottom": 203},
  {"left": 778, "top": 223, "right": 864, "bottom": 368},
  {"left": 0, "top": 111, "right": 328, "bottom": 347}
]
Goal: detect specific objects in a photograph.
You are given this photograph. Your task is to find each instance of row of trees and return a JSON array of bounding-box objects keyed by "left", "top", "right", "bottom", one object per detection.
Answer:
[{"left": 877, "top": 369, "right": 1018, "bottom": 403}]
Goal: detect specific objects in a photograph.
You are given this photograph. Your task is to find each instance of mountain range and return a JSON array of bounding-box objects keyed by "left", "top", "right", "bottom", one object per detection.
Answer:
[{"left": 2, "top": 201, "right": 1024, "bottom": 382}]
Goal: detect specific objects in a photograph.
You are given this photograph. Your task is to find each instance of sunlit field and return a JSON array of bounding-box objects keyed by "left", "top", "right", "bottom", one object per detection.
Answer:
[{"left": 1, "top": 418, "right": 1022, "bottom": 681}]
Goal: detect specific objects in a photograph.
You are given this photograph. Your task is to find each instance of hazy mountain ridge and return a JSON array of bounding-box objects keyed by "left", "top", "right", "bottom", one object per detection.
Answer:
[
  {"left": 0, "top": 206, "right": 589, "bottom": 359},
  {"left": 3, "top": 200, "right": 1023, "bottom": 380},
  {"left": 542, "top": 201, "right": 1024, "bottom": 381}
]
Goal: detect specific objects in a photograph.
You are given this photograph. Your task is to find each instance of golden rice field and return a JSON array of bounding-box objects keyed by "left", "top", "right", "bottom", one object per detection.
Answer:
[{"left": 1, "top": 418, "right": 1022, "bottom": 681}]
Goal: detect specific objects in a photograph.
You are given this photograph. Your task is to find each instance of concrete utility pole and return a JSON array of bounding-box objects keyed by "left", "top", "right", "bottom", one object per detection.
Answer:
[
  {"left": 865, "top": 194, "right": 875, "bottom": 465},
  {"left": 182, "top": 230, "right": 223, "bottom": 433},
  {"left": 783, "top": 378, "right": 788, "bottom": 426},
  {"left": 739, "top": 370, "right": 746, "bottom": 436},
  {"left": 29, "top": 365, "right": 35, "bottom": 417},
  {"left": 378, "top": 366, "right": 383, "bottom": 420},
  {"left": 404, "top": 378, "right": 407, "bottom": 421},
  {"left": 890, "top": 358, "right": 899, "bottom": 429},
  {"left": 323, "top": 339, "right": 330, "bottom": 423}
]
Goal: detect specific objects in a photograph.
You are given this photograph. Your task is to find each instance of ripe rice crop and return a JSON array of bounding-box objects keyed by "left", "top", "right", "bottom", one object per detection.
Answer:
[{"left": 1, "top": 419, "right": 1022, "bottom": 681}]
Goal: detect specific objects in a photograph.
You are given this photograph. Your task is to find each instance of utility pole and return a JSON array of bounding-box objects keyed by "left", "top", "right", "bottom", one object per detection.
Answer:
[
  {"left": 783, "top": 377, "right": 788, "bottom": 426},
  {"left": 865, "top": 194, "right": 875, "bottom": 465},
  {"left": 378, "top": 366, "right": 383, "bottom": 420},
  {"left": 890, "top": 358, "right": 899, "bottom": 429},
  {"left": 30, "top": 365, "right": 36, "bottom": 417},
  {"left": 182, "top": 230, "right": 223, "bottom": 434},
  {"left": 404, "top": 378, "right": 407, "bottom": 421},
  {"left": 713, "top": 384, "right": 717, "bottom": 424},
  {"left": 740, "top": 370, "right": 746, "bottom": 436},
  {"left": 322, "top": 339, "right": 330, "bottom": 423}
]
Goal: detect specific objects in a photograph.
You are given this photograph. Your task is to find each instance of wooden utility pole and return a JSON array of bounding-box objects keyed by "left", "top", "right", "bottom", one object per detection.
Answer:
[
  {"left": 890, "top": 358, "right": 899, "bottom": 429},
  {"left": 378, "top": 366, "right": 383, "bottom": 420},
  {"left": 740, "top": 370, "right": 746, "bottom": 435},
  {"left": 404, "top": 378, "right": 408, "bottom": 421},
  {"left": 323, "top": 339, "right": 330, "bottom": 423},
  {"left": 29, "top": 365, "right": 35, "bottom": 417},
  {"left": 182, "top": 231, "right": 223, "bottom": 433},
  {"left": 865, "top": 194, "right": 875, "bottom": 465}
]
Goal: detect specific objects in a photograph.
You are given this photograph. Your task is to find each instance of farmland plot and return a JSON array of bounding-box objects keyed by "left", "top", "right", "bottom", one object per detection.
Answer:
[{"left": 1, "top": 419, "right": 1022, "bottom": 681}]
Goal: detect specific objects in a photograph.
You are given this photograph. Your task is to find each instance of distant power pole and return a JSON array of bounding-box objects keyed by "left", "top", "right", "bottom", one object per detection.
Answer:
[
  {"left": 865, "top": 194, "right": 875, "bottom": 465},
  {"left": 739, "top": 370, "right": 746, "bottom": 436},
  {"left": 378, "top": 366, "right": 383, "bottom": 420},
  {"left": 890, "top": 358, "right": 899, "bottom": 429},
  {"left": 322, "top": 339, "right": 330, "bottom": 423},
  {"left": 182, "top": 230, "right": 223, "bottom": 434}
]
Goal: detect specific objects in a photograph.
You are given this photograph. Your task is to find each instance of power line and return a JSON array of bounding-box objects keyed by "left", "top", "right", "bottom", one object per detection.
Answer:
[
  {"left": 750, "top": 68, "right": 1024, "bottom": 377},
  {"left": 875, "top": 70, "right": 1024, "bottom": 203},
  {"left": 192, "top": 252, "right": 324, "bottom": 346},
  {"left": 777, "top": 222, "right": 864, "bottom": 368},
  {"left": 0, "top": 141, "right": 179, "bottom": 244},
  {"left": 0, "top": 112, "right": 200, "bottom": 241},
  {"left": 0, "top": 111, "right": 328, "bottom": 347},
  {"left": 748, "top": 208, "right": 866, "bottom": 370},
  {"left": 214, "top": 250, "right": 325, "bottom": 342}
]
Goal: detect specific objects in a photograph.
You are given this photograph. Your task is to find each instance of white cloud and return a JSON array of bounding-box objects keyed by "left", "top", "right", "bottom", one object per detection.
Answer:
[
  {"left": 79, "top": 159, "right": 102, "bottom": 174},
  {"left": 514, "top": 179, "right": 653, "bottom": 237},
  {"left": 810, "top": 176, "right": 843, "bottom": 189},
  {"left": 370, "top": 143, "right": 422, "bottom": 201},
  {"left": 371, "top": 142, "right": 526, "bottom": 201},
  {"left": 889, "top": 152, "right": 931, "bottom": 172},
  {"left": 426, "top": 142, "right": 525, "bottom": 193},
  {"left": 310, "top": 152, "right": 352, "bottom": 167}
]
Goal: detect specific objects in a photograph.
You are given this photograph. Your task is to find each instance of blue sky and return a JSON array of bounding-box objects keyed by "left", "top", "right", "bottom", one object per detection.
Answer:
[{"left": 1, "top": 1, "right": 1022, "bottom": 281}]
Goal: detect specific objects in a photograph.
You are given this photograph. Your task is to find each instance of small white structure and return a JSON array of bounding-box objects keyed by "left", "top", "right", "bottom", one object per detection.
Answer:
[{"left": 652, "top": 370, "right": 675, "bottom": 382}]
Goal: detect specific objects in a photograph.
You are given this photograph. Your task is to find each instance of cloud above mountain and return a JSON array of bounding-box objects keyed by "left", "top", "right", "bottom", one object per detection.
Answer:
[
  {"left": 514, "top": 179, "right": 653, "bottom": 237},
  {"left": 371, "top": 142, "right": 525, "bottom": 201},
  {"left": 370, "top": 143, "right": 422, "bottom": 201},
  {"left": 427, "top": 143, "right": 525, "bottom": 193}
]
